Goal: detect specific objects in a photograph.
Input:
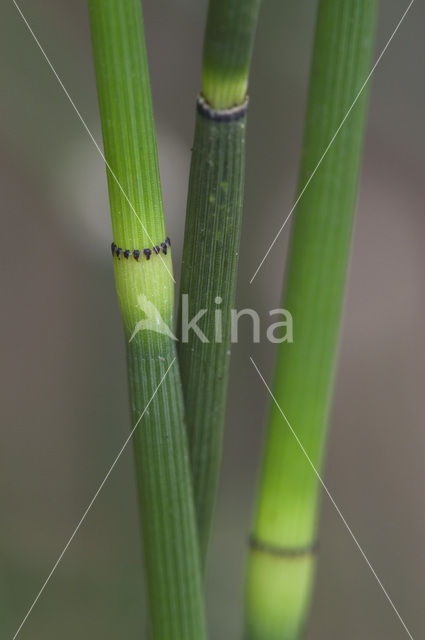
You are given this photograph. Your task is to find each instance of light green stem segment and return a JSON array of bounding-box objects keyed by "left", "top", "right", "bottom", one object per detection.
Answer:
[
  {"left": 245, "top": 1, "right": 377, "bottom": 638},
  {"left": 89, "top": 0, "right": 164, "bottom": 249},
  {"left": 202, "top": 0, "right": 261, "bottom": 108},
  {"left": 88, "top": 1, "right": 206, "bottom": 637}
]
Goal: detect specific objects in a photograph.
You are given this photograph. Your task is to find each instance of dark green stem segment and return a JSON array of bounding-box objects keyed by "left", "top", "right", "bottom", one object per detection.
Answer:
[
  {"left": 178, "top": 0, "right": 261, "bottom": 568},
  {"left": 126, "top": 332, "right": 206, "bottom": 640},
  {"left": 202, "top": 0, "right": 261, "bottom": 108},
  {"left": 245, "top": 1, "right": 377, "bottom": 638},
  {"left": 88, "top": 1, "right": 206, "bottom": 637},
  {"left": 178, "top": 107, "right": 246, "bottom": 564},
  {"left": 114, "top": 256, "right": 207, "bottom": 640}
]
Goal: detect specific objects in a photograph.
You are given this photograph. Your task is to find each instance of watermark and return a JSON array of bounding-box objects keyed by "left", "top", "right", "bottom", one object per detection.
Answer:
[{"left": 130, "top": 294, "right": 293, "bottom": 344}]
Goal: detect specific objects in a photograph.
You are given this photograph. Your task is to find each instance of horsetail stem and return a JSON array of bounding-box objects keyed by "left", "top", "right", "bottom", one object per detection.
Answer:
[
  {"left": 202, "top": 0, "right": 262, "bottom": 110},
  {"left": 245, "top": 1, "right": 378, "bottom": 638},
  {"left": 88, "top": 1, "right": 206, "bottom": 637},
  {"left": 178, "top": 0, "right": 261, "bottom": 565}
]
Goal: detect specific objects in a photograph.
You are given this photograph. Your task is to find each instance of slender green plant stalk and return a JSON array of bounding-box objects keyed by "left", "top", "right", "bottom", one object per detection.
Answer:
[
  {"left": 88, "top": 1, "right": 206, "bottom": 638},
  {"left": 202, "top": 0, "right": 262, "bottom": 109},
  {"left": 177, "top": 0, "right": 261, "bottom": 565},
  {"left": 245, "top": 1, "right": 377, "bottom": 638}
]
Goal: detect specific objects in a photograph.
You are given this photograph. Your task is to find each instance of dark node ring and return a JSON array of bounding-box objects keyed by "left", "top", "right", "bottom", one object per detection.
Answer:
[
  {"left": 111, "top": 236, "right": 171, "bottom": 260},
  {"left": 249, "top": 534, "right": 319, "bottom": 558},
  {"left": 196, "top": 94, "right": 249, "bottom": 123}
]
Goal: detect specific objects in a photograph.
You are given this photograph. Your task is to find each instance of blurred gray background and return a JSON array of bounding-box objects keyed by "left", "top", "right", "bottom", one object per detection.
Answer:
[{"left": 1, "top": 0, "right": 424, "bottom": 638}]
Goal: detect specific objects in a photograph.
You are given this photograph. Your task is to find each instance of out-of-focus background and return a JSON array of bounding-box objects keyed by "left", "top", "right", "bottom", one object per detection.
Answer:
[{"left": 1, "top": 0, "right": 424, "bottom": 638}]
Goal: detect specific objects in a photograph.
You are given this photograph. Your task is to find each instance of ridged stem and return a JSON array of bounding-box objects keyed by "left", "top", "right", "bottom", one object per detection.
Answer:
[
  {"left": 178, "top": 0, "right": 261, "bottom": 565},
  {"left": 178, "top": 111, "right": 246, "bottom": 563},
  {"left": 88, "top": 1, "right": 206, "bottom": 637},
  {"left": 245, "top": 1, "right": 378, "bottom": 638},
  {"left": 202, "top": 0, "right": 262, "bottom": 109}
]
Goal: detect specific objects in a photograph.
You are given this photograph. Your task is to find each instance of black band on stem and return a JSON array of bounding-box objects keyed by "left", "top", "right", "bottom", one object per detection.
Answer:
[
  {"left": 111, "top": 236, "right": 171, "bottom": 260},
  {"left": 249, "top": 534, "right": 319, "bottom": 558},
  {"left": 196, "top": 95, "right": 249, "bottom": 122}
]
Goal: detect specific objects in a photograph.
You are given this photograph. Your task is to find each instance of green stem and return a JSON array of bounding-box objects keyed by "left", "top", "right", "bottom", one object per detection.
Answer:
[
  {"left": 88, "top": 1, "right": 206, "bottom": 637},
  {"left": 202, "top": 0, "right": 261, "bottom": 109},
  {"left": 178, "top": 0, "right": 261, "bottom": 565},
  {"left": 178, "top": 109, "right": 246, "bottom": 564},
  {"left": 245, "top": 1, "right": 377, "bottom": 638}
]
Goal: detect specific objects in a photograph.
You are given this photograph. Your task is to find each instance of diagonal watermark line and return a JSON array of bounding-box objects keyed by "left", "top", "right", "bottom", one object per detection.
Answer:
[
  {"left": 11, "top": 357, "right": 176, "bottom": 640},
  {"left": 12, "top": 0, "right": 176, "bottom": 284},
  {"left": 250, "top": 356, "right": 414, "bottom": 640},
  {"left": 250, "top": 0, "right": 415, "bottom": 284}
]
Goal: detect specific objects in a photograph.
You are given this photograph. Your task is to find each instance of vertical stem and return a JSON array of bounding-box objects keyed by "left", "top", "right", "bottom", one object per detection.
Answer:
[
  {"left": 245, "top": 1, "right": 377, "bottom": 638},
  {"left": 88, "top": 1, "right": 206, "bottom": 637},
  {"left": 178, "top": 0, "right": 261, "bottom": 565},
  {"left": 202, "top": 0, "right": 262, "bottom": 109},
  {"left": 178, "top": 106, "right": 246, "bottom": 564}
]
